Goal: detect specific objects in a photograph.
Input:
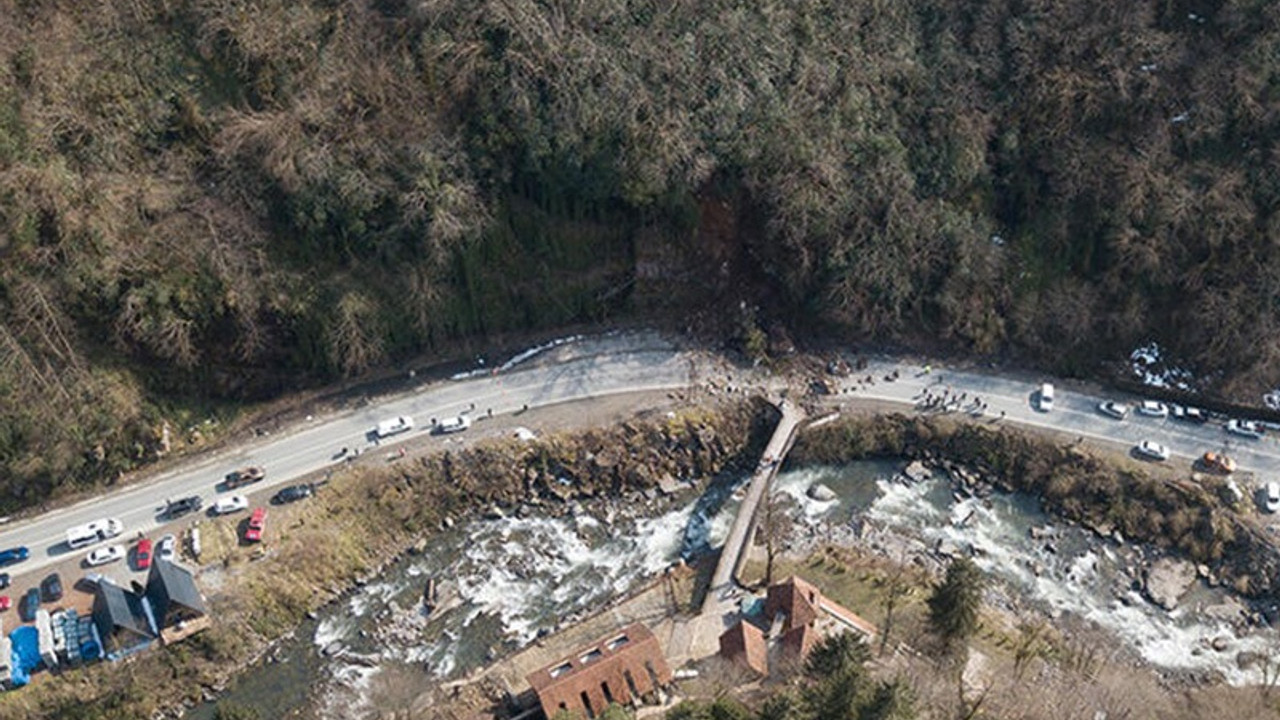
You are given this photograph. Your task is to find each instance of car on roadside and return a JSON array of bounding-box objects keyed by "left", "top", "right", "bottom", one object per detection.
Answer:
[
  {"left": 1098, "top": 401, "right": 1130, "bottom": 420},
  {"left": 0, "top": 595, "right": 10, "bottom": 612},
  {"left": 1135, "top": 440, "right": 1170, "bottom": 461},
  {"left": 1136, "top": 401, "right": 1168, "bottom": 418},
  {"left": 21, "top": 588, "right": 39, "bottom": 621},
  {"left": 211, "top": 495, "right": 250, "bottom": 516},
  {"left": 156, "top": 534, "right": 177, "bottom": 563},
  {"left": 435, "top": 415, "right": 472, "bottom": 434},
  {"left": 1226, "top": 419, "right": 1264, "bottom": 440},
  {"left": 224, "top": 466, "right": 266, "bottom": 490},
  {"left": 165, "top": 495, "right": 204, "bottom": 519},
  {"left": 85, "top": 545, "right": 125, "bottom": 567},
  {"left": 41, "top": 572, "right": 62, "bottom": 602},
  {"left": 1037, "top": 383, "right": 1054, "bottom": 412},
  {"left": 1201, "top": 452, "right": 1237, "bottom": 474},
  {"left": 134, "top": 538, "right": 152, "bottom": 570},
  {"left": 1170, "top": 404, "right": 1208, "bottom": 424},
  {"left": 0, "top": 573, "right": 8, "bottom": 589},
  {"left": 272, "top": 485, "right": 313, "bottom": 504},
  {"left": 1265, "top": 482, "right": 1280, "bottom": 514},
  {"left": 375, "top": 416, "right": 415, "bottom": 438},
  {"left": 245, "top": 508, "right": 267, "bottom": 542},
  {"left": 0, "top": 547, "right": 29, "bottom": 566}
]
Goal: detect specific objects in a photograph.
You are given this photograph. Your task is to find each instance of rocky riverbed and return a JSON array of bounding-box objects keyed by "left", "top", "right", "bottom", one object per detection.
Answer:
[{"left": 772, "top": 460, "right": 1280, "bottom": 686}]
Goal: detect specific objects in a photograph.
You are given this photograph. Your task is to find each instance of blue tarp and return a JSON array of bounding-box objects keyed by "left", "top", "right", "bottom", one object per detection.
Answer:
[{"left": 9, "top": 626, "right": 39, "bottom": 687}]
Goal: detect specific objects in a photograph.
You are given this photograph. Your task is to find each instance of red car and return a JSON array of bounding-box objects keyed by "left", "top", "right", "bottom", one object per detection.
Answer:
[
  {"left": 0, "top": 595, "right": 10, "bottom": 611},
  {"left": 135, "top": 538, "right": 153, "bottom": 570},
  {"left": 245, "top": 508, "right": 267, "bottom": 542}
]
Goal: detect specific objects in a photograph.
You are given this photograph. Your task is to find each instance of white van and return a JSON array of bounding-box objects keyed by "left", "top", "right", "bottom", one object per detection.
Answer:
[
  {"left": 65, "top": 526, "right": 100, "bottom": 550},
  {"left": 1038, "top": 384, "right": 1055, "bottom": 412},
  {"left": 436, "top": 415, "right": 472, "bottom": 434}
]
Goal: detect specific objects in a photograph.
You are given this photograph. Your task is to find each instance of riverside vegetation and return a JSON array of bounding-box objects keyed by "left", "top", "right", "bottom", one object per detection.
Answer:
[
  {"left": 0, "top": 400, "right": 769, "bottom": 720},
  {"left": 5, "top": 1, "right": 1280, "bottom": 508}
]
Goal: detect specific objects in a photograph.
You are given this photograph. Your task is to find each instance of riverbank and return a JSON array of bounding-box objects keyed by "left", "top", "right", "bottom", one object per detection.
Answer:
[
  {"left": 0, "top": 395, "right": 772, "bottom": 720},
  {"left": 791, "top": 412, "right": 1280, "bottom": 603}
]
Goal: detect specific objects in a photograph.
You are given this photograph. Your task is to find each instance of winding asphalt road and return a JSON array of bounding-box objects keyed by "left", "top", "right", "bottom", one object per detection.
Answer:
[
  {"left": 0, "top": 331, "right": 694, "bottom": 582},
  {"left": 2, "top": 333, "right": 1278, "bottom": 588},
  {"left": 834, "top": 357, "right": 1280, "bottom": 492}
]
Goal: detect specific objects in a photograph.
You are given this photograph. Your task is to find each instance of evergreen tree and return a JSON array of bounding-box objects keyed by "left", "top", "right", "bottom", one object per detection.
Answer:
[
  {"left": 860, "top": 679, "right": 916, "bottom": 720},
  {"left": 804, "top": 631, "right": 871, "bottom": 680},
  {"left": 926, "top": 557, "right": 984, "bottom": 651}
]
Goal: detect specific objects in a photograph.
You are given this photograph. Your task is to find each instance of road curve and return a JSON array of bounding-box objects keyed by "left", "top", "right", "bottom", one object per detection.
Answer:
[{"left": 0, "top": 332, "right": 694, "bottom": 580}]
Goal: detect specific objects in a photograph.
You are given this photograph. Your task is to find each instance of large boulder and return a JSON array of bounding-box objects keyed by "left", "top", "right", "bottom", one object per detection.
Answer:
[
  {"left": 904, "top": 460, "right": 932, "bottom": 482},
  {"left": 807, "top": 483, "right": 838, "bottom": 502},
  {"left": 1144, "top": 557, "right": 1196, "bottom": 611}
]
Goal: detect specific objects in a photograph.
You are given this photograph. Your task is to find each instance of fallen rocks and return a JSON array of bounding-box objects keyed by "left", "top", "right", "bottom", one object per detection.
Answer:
[{"left": 1144, "top": 557, "right": 1196, "bottom": 611}]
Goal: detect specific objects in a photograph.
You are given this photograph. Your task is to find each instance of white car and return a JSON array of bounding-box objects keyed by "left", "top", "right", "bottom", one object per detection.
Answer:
[
  {"left": 1226, "top": 419, "right": 1264, "bottom": 440},
  {"left": 436, "top": 415, "right": 472, "bottom": 434},
  {"left": 212, "top": 495, "right": 249, "bottom": 515},
  {"left": 1135, "top": 440, "right": 1170, "bottom": 461},
  {"left": 85, "top": 545, "right": 125, "bottom": 567},
  {"left": 1037, "top": 384, "right": 1054, "bottom": 412},
  {"left": 1264, "top": 482, "right": 1280, "bottom": 514},
  {"left": 1098, "top": 402, "right": 1130, "bottom": 420},
  {"left": 156, "top": 534, "right": 177, "bottom": 563},
  {"left": 1136, "top": 401, "right": 1168, "bottom": 418},
  {"left": 375, "top": 416, "right": 415, "bottom": 438}
]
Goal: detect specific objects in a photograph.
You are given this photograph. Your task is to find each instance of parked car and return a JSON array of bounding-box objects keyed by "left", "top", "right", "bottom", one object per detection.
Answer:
[
  {"left": 1098, "top": 401, "right": 1130, "bottom": 420},
  {"left": 1265, "top": 482, "right": 1280, "bottom": 514},
  {"left": 0, "top": 547, "right": 29, "bottom": 566},
  {"left": 21, "top": 588, "right": 39, "bottom": 621},
  {"left": 41, "top": 573, "right": 63, "bottom": 602},
  {"left": 156, "top": 534, "right": 177, "bottom": 563},
  {"left": 165, "top": 495, "right": 204, "bottom": 518},
  {"left": 135, "top": 538, "right": 153, "bottom": 570},
  {"left": 212, "top": 495, "right": 250, "bottom": 515},
  {"left": 375, "top": 416, "right": 415, "bottom": 438},
  {"left": 224, "top": 466, "right": 266, "bottom": 490},
  {"left": 273, "top": 485, "right": 313, "bottom": 504},
  {"left": 1170, "top": 404, "right": 1209, "bottom": 424},
  {"left": 436, "top": 415, "right": 472, "bottom": 434},
  {"left": 245, "top": 508, "right": 267, "bottom": 542},
  {"left": 0, "top": 573, "right": 8, "bottom": 589},
  {"left": 1201, "top": 452, "right": 1237, "bottom": 474},
  {"left": 85, "top": 544, "right": 125, "bottom": 567},
  {"left": 1226, "top": 419, "right": 1264, "bottom": 439},
  {"left": 0, "top": 595, "right": 10, "bottom": 612},
  {"left": 1136, "top": 401, "right": 1168, "bottom": 418},
  {"left": 1135, "top": 440, "right": 1170, "bottom": 461},
  {"left": 1037, "top": 383, "right": 1054, "bottom": 412}
]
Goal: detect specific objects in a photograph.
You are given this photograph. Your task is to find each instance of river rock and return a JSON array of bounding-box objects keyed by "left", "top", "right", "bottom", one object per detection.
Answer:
[
  {"left": 1211, "top": 636, "right": 1231, "bottom": 652},
  {"left": 1144, "top": 557, "right": 1196, "bottom": 610},
  {"left": 657, "top": 472, "right": 682, "bottom": 496},
  {"left": 904, "top": 460, "right": 931, "bottom": 482},
  {"left": 807, "top": 483, "right": 837, "bottom": 502}
]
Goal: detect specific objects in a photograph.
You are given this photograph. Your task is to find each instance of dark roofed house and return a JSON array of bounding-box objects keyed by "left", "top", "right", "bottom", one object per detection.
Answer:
[
  {"left": 144, "top": 559, "right": 209, "bottom": 644},
  {"left": 92, "top": 582, "right": 155, "bottom": 658}
]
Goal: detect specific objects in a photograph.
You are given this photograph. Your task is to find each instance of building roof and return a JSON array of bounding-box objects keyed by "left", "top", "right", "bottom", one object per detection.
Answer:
[
  {"left": 527, "top": 622, "right": 666, "bottom": 693},
  {"left": 94, "top": 582, "right": 154, "bottom": 640},
  {"left": 718, "top": 620, "right": 768, "bottom": 676},
  {"left": 146, "top": 559, "right": 206, "bottom": 620},
  {"left": 764, "top": 575, "right": 820, "bottom": 633}
]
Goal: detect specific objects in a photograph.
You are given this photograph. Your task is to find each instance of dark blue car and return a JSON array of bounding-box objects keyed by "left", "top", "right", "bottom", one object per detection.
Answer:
[
  {"left": 0, "top": 546, "right": 28, "bottom": 566},
  {"left": 21, "top": 587, "right": 39, "bottom": 622}
]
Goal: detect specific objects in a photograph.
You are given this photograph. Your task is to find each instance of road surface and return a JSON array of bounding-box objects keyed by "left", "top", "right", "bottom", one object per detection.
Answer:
[
  {"left": 0, "top": 331, "right": 694, "bottom": 581},
  {"left": 3, "top": 333, "right": 1279, "bottom": 586}
]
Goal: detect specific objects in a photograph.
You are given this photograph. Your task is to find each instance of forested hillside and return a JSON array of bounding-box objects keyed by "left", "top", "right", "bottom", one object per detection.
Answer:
[{"left": 2, "top": 0, "right": 1280, "bottom": 508}]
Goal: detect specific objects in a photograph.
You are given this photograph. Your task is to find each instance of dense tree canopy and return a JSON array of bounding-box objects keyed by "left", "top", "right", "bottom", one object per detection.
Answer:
[{"left": 3, "top": 0, "right": 1280, "bottom": 506}]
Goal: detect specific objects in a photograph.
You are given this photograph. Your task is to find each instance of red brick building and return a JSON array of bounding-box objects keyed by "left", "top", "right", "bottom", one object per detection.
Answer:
[
  {"left": 719, "top": 575, "right": 876, "bottom": 677},
  {"left": 527, "top": 623, "right": 672, "bottom": 719}
]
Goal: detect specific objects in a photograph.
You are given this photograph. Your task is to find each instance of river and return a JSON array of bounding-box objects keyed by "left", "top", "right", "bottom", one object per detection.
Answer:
[{"left": 187, "top": 460, "right": 1277, "bottom": 718}]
